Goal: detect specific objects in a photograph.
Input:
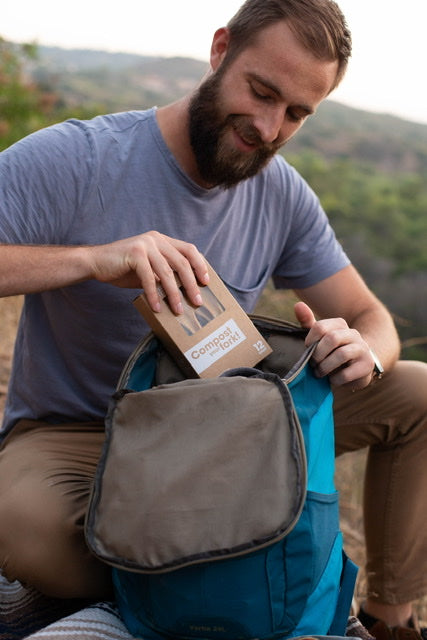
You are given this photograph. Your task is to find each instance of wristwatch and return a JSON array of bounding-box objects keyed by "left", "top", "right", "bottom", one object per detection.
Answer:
[{"left": 369, "top": 348, "right": 384, "bottom": 379}]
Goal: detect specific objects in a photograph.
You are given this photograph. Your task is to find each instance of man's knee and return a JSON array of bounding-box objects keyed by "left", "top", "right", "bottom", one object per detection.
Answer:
[
  {"left": 0, "top": 456, "right": 111, "bottom": 598},
  {"left": 334, "top": 359, "right": 427, "bottom": 455},
  {"left": 1, "top": 476, "right": 68, "bottom": 586},
  {"left": 389, "top": 359, "right": 427, "bottom": 411}
]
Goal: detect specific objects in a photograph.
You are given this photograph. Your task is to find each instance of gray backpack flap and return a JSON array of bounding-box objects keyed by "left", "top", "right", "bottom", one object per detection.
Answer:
[{"left": 86, "top": 317, "right": 312, "bottom": 573}]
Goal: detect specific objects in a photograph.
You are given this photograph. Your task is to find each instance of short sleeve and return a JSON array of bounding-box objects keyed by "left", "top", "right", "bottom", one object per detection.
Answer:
[
  {"left": 0, "top": 121, "right": 94, "bottom": 244},
  {"left": 271, "top": 160, "right": 350, "bottom": 289}
]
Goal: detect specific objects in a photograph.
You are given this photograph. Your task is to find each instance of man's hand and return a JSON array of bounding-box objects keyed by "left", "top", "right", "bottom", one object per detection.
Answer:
[
  {"left": 294, "top": 300, "right": 375, "bottom": 390},
  {"left": 0, "top": 233, "right": 209, "bottom": 316},
  {"left": 88, "top": 231, "right": 209, "bottom": 315}
]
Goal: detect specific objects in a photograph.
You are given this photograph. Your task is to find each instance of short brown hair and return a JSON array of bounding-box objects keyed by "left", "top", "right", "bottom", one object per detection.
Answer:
[{"left": 226, "top": 0, "right": 352, "bottom": 90}]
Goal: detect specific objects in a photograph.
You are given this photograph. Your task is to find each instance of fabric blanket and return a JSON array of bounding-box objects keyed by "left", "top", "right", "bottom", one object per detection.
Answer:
[
  {"left": 1, "top": 573, "right": 372, "bottom": 640},
  {"left": 0, "top": 574, "right": 131, "bottom": 640}
]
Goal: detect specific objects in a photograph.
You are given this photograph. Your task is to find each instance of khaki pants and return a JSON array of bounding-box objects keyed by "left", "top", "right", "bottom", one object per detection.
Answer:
[{"left": 0, "top": 360, "right": 426, "bottom": 603}]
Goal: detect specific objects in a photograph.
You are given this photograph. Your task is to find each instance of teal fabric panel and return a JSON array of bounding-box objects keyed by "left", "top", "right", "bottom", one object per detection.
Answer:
[
  {"left": 286, "top": 533, "right": 343, "bottom": 637},
  {"left": 126, "top": 338, "right": 158, "bottom": 391},
  {"left": 288, "top": 363, "right": 335, "bottom": 493},
  {"left": 115, "top": 548, "right": 277, "bottom": 639}
]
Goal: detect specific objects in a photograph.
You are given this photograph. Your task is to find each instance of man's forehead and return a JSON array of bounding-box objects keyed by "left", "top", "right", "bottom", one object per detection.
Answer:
[
  {"left": 235, "top": 39, "right": 337, "bottom": 110},
  {"left": 239, "top": 20, "right": 338, "bottom": 94}
]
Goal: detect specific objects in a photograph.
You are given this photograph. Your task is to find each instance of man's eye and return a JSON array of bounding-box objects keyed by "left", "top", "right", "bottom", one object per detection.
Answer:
[
  {"left": 287, "top": 110, "right": 305, "bottom": 123},
  {"left": 251, "top": 85, "right": 272, "bottom": 101}
]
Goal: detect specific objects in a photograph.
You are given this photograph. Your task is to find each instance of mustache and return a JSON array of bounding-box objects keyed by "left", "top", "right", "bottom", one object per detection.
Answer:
[{"left": 229, "top": 116, "right": 281, "bottom": 153}]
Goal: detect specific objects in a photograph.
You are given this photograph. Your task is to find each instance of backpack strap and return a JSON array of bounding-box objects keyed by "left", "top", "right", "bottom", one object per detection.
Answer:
[{"left": 328, "top": 552, "right": 359, "bottom": 636}]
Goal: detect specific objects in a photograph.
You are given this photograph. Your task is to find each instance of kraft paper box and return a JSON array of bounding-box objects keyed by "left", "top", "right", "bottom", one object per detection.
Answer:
[{"left": 133, "top": 263, "right": 272, "bottom": 378}]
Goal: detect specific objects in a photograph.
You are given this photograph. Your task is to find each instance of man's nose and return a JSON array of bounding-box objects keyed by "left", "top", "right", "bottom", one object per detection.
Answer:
[{"left": 253, "top": 108, "right": 284, "bottom": 144}]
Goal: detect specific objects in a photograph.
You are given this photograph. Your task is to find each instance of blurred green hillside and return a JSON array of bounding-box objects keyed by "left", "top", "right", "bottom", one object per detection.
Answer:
[{"left": 1, "top": 40, "right": 426, "bottom": 360}]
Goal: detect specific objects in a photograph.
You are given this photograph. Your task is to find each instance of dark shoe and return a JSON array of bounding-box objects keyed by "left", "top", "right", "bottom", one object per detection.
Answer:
[
  {"left": 357, "top": 608, "right": 427, "bottom": 640},
  {"left": 393, "top": 625, "right": 427, "bottom": 640}
]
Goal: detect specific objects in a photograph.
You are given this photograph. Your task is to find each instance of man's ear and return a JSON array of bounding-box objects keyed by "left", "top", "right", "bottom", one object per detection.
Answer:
[{"left": 210, "top": 27, "right": 231, "bottom": 71}]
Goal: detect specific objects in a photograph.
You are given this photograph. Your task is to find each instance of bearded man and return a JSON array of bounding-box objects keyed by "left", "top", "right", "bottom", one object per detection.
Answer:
[{"left": 0, "top": 1, "right": 426, "bottom": 638}]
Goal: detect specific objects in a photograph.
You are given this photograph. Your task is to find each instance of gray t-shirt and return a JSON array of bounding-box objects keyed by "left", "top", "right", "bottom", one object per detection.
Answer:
[{"left": 0, "top": 108, "right": 349, "bottom": 432}]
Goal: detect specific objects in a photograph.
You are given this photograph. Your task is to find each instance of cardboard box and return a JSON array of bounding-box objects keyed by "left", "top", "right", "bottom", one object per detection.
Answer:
[{"left": 133, "top": 263, "right": 272, "bottom": 378}]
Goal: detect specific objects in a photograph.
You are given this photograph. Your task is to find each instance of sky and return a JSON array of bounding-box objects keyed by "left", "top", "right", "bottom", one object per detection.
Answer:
[{"left": 3, "top": 0, "right": 427, "bottom": 126}]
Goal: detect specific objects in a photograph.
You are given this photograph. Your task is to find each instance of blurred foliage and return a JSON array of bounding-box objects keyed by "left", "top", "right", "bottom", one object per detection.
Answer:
[
  {"left": 284, "top": 151, "right": 427, "bottom": 274},
  {"left": 0, "top": 39, "right": 100, "bottom": 151},
  {"left": 274, "top": 151, "right": 427, "bottom": 361},
  {"left": 284, "top": 100, "right": 427, "bottom": 176},
  {"left": 0, "top": 38, "right": 55, "bottom": 149}
]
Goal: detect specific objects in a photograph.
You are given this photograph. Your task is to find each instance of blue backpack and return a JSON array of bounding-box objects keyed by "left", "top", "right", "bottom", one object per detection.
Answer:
[{"left": 86, "top": 316, "right": 357, "bottom": 640}]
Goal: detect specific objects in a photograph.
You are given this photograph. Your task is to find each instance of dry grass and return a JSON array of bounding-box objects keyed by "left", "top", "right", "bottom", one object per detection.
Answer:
[
  {"left": 0, "top": 296, "right": 22, "bottom": 418},
  {"left": 0, "top": 294, "right": 425, "bottom": 622}
]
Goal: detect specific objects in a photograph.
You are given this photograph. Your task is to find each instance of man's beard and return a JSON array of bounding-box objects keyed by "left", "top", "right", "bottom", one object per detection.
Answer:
[{"left": 188, "top": 71, "right": 282, "bottom": 189}]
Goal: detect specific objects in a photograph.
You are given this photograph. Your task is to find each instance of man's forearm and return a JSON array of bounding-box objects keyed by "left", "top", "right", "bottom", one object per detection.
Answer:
[
  {"left": 0, "top": 244, "right": 94, "bottom": 296},
  {"left": 0, "top": 233, "right": 209, "bottom": 315}
]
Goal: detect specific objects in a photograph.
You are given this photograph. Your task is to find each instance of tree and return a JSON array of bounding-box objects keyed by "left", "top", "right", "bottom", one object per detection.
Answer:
[{"left": 0, "top": 38, "right": 59, "bottom": 150}]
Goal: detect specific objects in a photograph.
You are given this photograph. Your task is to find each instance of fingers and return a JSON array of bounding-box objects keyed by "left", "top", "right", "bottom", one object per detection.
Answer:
[
  {"left": 91, "top": 231, "right": 209, "bottom": 315},
  {"left": 294, "top": 301, "right": 316, "bottom": 329},
  {"left": 310, "top": 332, "right": 373, "bottom": 388},
  {"left": 132, "top": 233, "right": 209, "bottom": 315},
  {"left": 165, "top": 238, "right": 210, "bottom": 311},
  {"left": 294, "top": 307, "right": 375, "bottom": 389}
]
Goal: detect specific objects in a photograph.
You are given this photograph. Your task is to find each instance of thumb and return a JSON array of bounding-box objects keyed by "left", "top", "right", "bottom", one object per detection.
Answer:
[{"left": 294, "top": 301, "right": 316, "bottom": 329}]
